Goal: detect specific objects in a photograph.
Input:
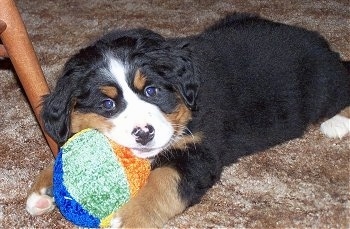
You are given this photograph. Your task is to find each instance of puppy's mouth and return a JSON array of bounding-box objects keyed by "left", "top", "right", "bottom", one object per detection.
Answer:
[{"left": 130, "top": 147, "right": 164, "bottom": 159}]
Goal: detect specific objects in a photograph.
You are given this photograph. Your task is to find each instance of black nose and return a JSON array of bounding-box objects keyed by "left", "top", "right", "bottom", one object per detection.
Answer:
[{"left": 131, "top": 124, "right": 155, "bottom": 145}]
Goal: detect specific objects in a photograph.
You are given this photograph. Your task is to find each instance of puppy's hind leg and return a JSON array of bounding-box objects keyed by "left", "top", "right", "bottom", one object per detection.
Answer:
[
  {"left": 320, "top": 107, "right": 350, "bottom": 139},
  {"left": 26, "top": 164, "right": 55, "bottom": 216}
]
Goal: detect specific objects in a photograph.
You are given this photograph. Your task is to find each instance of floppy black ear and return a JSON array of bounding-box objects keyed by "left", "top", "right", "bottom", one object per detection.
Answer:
[
  {"left": 146, "top": 41, "right": 200, "bottom": 109},
  {"left": 41, "top": 77, "right": 75, "bottom": 145},
  {"left": 174, "top": 64, "right": 199, "bottom": 109},
  {"left": 42, "top": 44, "right": 104, "bottom": 144},
  {"left": 171, "top": 43, "right": 199, "bottom": 110}
]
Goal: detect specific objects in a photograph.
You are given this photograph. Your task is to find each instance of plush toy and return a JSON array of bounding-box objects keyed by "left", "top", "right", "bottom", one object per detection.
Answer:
[{"left": 53, "top": 128, "right": 151, "bottom": 228}]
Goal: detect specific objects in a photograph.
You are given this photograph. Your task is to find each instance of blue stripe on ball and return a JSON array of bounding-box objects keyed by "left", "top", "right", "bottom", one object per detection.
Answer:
[{"left": 53, "top": 149, "right": 100, "bottom": 228}]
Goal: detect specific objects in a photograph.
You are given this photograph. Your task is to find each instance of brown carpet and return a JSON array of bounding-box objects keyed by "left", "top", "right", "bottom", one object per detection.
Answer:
[{"left": 0, "top": 0, "right": 349, "bottom": 228}]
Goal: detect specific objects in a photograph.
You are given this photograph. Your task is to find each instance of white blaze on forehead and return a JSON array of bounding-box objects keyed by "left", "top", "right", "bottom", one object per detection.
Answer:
[
  {"left": 108, "top": 58, "right": 139, "bottom": 103},
  {"left": 106, "top": 58, "right": 174, "bottom": 158}
]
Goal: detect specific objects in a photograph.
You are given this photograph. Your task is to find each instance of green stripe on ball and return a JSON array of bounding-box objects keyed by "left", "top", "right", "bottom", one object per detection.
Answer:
[{"left": 62, "top": 129, "right": 131, "bottom": 218}]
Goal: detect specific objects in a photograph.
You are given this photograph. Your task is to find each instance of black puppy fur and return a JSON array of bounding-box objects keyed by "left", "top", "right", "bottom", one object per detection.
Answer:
[
  {"left": 156, "top": 14, "right": 350, "bottom": 206},
  {"left": 42, "top": 13, "right": 350, "bottom": 212}
]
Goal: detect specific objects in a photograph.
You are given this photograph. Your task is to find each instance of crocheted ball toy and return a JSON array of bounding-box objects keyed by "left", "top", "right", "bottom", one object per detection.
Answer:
[{"left": 53, "top": 128, "right": 151, "bottom": 228}]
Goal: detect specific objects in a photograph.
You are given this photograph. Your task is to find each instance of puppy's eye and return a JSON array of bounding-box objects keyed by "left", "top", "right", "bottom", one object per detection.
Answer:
[
  {"left": 144, "top": 86, "right": 159, "bottom": 97},
  {"left": 102, "top": 99, "right": 116, "bottom": 110}
]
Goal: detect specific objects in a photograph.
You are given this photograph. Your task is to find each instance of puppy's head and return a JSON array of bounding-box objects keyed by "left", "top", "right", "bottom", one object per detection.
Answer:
[{"left": 42, "top": 29, "right": 199, "bottom": 158}]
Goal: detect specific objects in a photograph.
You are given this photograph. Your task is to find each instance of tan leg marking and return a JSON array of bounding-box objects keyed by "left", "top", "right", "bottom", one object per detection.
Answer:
[
  {"left": 26, "top": 164, "right": 55, "bottom": 216},
  {"left": 111, "top": 167, "right": 187, "bottom": 228},
  {"left": 28, "top": 164, "right": 53, "bottom": 194}
]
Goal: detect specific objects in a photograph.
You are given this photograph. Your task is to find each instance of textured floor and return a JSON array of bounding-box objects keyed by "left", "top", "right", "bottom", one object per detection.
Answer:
[{"left": 0, "top": 0, "right": 349, "bottom": 228}]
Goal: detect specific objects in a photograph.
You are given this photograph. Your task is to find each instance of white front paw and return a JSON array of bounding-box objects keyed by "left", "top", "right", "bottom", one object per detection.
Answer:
[{"left": 26, "top": 189, "right": 55, "bottom": 216}]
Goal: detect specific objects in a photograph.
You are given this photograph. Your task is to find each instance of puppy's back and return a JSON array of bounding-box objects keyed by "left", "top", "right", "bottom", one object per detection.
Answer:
[{"left": 186, "top": 13, "right": 350, "bottom": 163}]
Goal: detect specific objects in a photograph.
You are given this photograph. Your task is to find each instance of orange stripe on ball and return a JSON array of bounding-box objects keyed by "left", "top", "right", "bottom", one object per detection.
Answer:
[{"left": 109, "top": 141, "right": 151, "bottom": 197}]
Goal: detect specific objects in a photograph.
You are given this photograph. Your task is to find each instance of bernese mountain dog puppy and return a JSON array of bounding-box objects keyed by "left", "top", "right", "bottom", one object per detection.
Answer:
[{"left": 26, "top": 13, "right": 350, "bottom": 227}]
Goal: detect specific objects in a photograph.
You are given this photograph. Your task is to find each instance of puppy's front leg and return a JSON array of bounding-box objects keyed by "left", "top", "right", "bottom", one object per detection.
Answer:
[
  {"left": 111, "top": 166, "right": 187, "bottom": 228},
  {"left": 26, "top": 164, "right": 55, "bottom": 216}
]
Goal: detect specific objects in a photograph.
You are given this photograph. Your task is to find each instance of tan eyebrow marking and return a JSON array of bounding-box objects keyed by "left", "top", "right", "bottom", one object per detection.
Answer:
[
  {"left": 133, "top": 69, "right": 147, "bottom": 91},
  {"left": 100, "top": 86, "right": 118, "bottom": 98}
]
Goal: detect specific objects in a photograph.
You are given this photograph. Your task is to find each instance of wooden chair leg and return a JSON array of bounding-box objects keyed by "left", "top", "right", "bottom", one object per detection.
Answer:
[
  {"left": 0, "top": 20, "right": 8, "bottom": 57},
  {"left": 0, "top": 0, "right": 58, "bottom": 155}
]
